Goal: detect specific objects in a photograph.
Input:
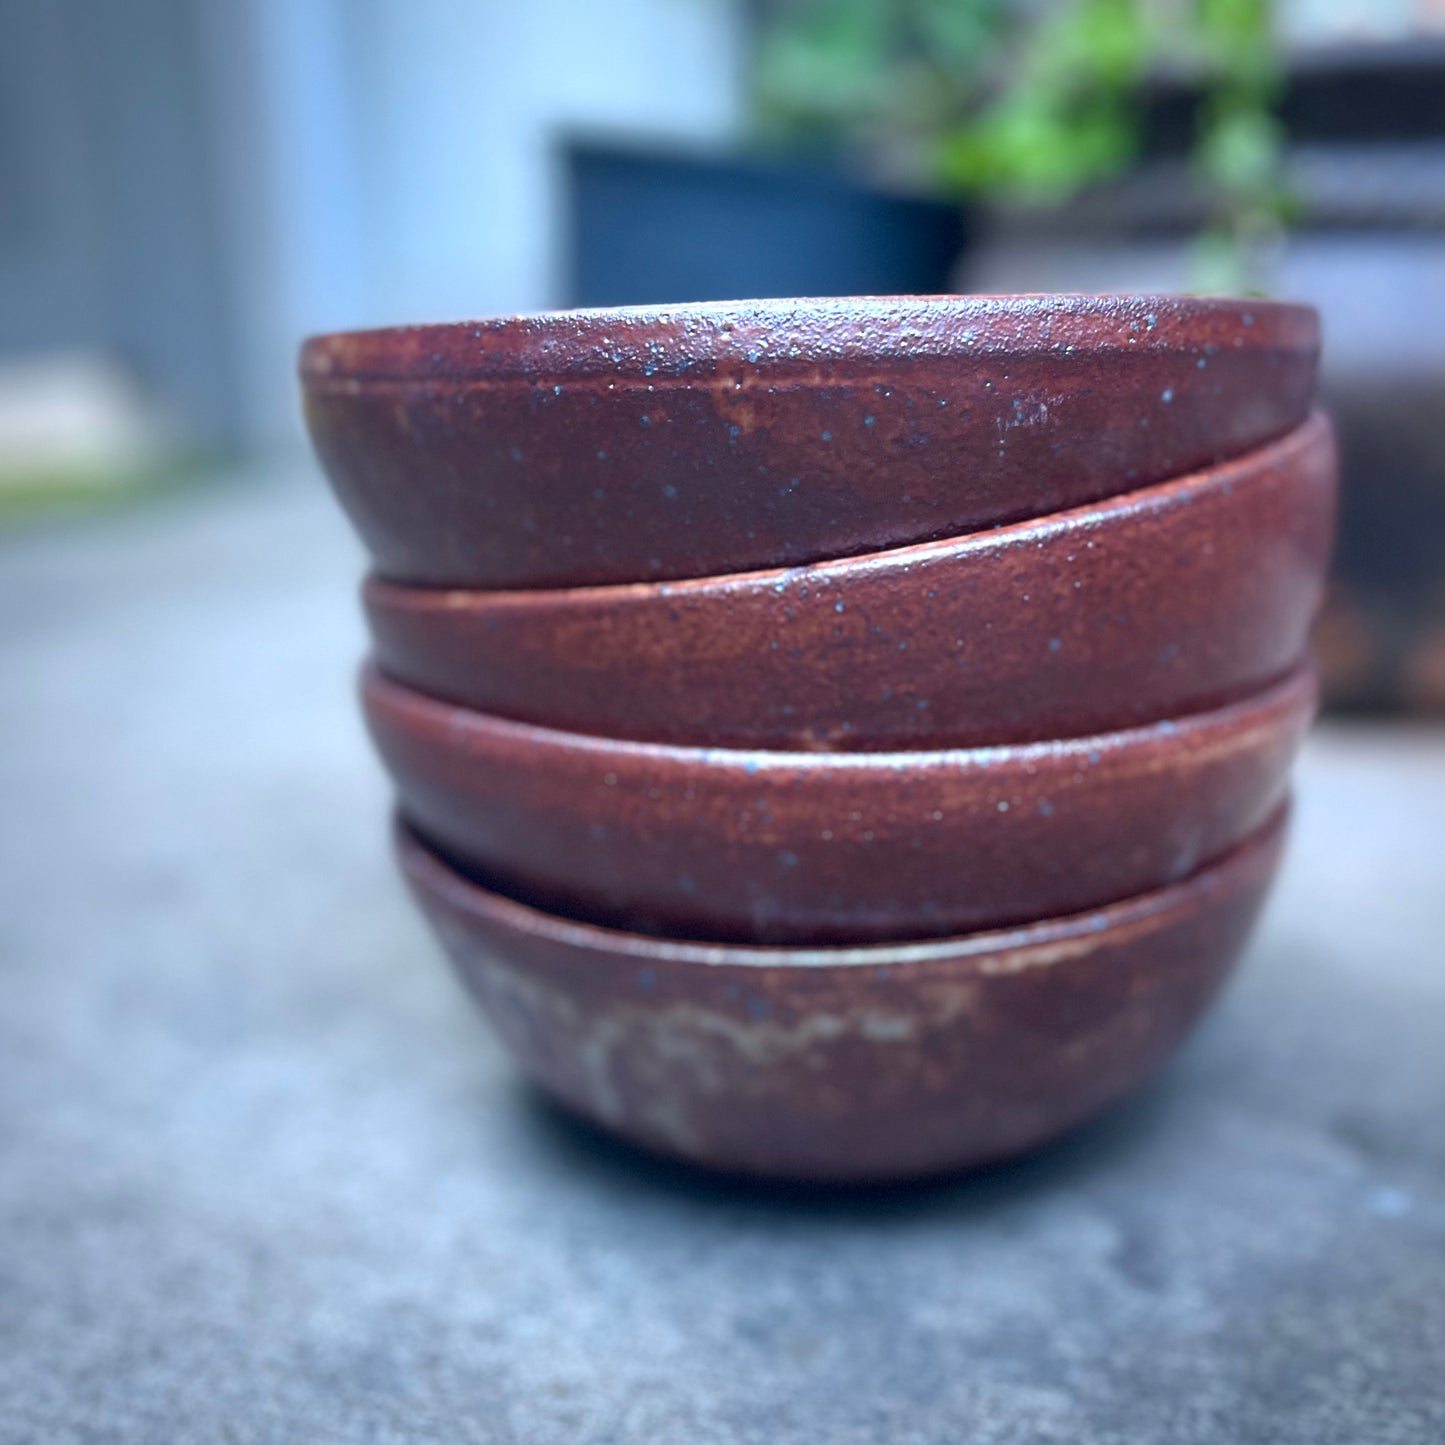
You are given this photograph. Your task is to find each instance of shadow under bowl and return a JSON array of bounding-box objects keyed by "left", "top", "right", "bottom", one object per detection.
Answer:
[
  {"left": 363, "top": 662, "right": 1315, "bottom": 946},
  {"left": 366, "top": 412, "right": 1336, "bottom": 750},
  {"left": 398, "top": 806, "right": 1288, "bottom": 1181},
  {"left": 304, "top": 293, "right": 1319, "bottom": 589}
]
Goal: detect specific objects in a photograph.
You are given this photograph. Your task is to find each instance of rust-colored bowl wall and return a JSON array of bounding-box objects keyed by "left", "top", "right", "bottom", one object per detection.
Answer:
[
  {"left": 365, "top": 662, "right": 1315, "bottom": 945},
  {"left": 303, "top": 295, "right": 1320, "bottom": 589},
  {"left": 399, "top": 807, "right": 1288, "bottom": 1181},
  {"left": 366, "top": 414, "right": 1336, "bottom": 751}
]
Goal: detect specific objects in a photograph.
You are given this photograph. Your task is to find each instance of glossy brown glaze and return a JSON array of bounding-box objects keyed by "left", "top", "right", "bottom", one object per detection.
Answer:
[
  {"left": 398, "top": 806, "right": 1288, "bottom": 1180},
  {"left": 366, "top": 414, "right": 1336, "bottom": 750},
  {"left": 364, "top": 661, "right": 1314, "bottom": 945},
  {"left": 303, "top": 295, "right": 1320, "bottom": 588}
]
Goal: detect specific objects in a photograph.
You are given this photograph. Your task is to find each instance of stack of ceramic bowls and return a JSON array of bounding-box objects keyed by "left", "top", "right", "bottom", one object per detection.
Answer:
[{"left": 303, "top": 295, "right": 1335, "bottom": 1181}]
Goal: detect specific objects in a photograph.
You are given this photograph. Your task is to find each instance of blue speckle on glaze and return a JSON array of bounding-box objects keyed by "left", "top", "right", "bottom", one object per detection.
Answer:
[
  {"left": 636, "top": 966, "right": 657, "bottom": 992},
  {"left": 662, "top": 484, "right": 676, "bottom": 498},
  {"left": 821, "top": 430, "right": 832, "bottom": 442},
  {"left": 1161, "top": 388, "right": 1173, "bottom": 403},
  {"left": 835, "top": 601, "right": 845, "bottom": 613},
  {"left": 1048, "top": 637, "right": 1062, "bottom": 652}
]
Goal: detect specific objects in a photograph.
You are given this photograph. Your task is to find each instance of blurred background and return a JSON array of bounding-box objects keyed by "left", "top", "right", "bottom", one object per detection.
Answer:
[
  {"left": 3, "top": 10, "right": 1443, "bottom": 1436},
  {"left": 2, "top": 0, "right": 1444, "bottom": 712}
]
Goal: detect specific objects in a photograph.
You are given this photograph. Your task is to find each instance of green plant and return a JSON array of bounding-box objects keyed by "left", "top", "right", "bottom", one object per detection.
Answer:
[{"left": 752, "top": 0, "right": 1291, "bottom": 289}]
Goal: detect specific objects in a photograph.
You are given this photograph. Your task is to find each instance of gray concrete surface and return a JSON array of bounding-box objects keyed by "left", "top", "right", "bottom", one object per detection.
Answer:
[{"left": 1, "top": 470, "right": 1442, "bottom": 1444}]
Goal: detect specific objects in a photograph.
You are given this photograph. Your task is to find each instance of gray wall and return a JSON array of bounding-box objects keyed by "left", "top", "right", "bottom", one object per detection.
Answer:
[
  {"left": 0, "top": 0, "right": 240, "bottom": 445},
  {"left": 0, "top": 0, "right": 744, "bottom": 453}
]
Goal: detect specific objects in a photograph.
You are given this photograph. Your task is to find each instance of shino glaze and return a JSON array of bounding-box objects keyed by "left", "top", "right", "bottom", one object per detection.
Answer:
[
  {"left": 364, "top": 412, "right": 1336, "bottom": 750},
  {"left": 302, "top": 294, "right": 1320, "bottom": 588},
  {"left": 364, "top": 660, "right": 1316, "bottom": 946},
  {"left": 398, "top": 805, "right": 1290, "bottom": 1180}
]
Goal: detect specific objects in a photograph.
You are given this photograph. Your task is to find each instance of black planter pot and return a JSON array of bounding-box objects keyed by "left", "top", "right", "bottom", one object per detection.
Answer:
[{"left": 564, "top": 141, "right": 967, "bottom": 308}]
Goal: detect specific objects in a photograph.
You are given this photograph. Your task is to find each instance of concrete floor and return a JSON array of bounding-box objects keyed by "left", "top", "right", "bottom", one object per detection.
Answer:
[{"left": 1, "top": 469, "right": 1442, "bottom": 1444}]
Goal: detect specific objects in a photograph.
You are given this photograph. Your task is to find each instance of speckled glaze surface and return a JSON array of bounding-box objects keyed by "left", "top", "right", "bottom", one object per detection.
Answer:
[
  {"left": 303, "top": 295, "right": 1320, "bottom": 589},
  {"left": 365, "top": 662, "right": 1314, "bottom": 945},
  {"left": 398, "top": 806, "right": 1287, "bottom": 1180},
  {"left": 366, "top": 414, "right": 1335, "bottom": 750}
]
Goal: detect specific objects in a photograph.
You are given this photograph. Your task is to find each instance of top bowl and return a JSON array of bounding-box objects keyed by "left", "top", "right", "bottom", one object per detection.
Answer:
[{"left": 302, "top": 294, "right": 1320, "bottom": 589}]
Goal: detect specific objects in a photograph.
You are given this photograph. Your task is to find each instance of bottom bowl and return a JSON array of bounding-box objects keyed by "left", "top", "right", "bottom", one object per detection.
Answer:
[{"left": 398, "top": 807, "right": 1288, "bottom": 1182}]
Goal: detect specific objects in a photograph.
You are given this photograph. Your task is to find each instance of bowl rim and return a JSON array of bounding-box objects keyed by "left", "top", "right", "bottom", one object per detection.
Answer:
[
  {"left": 398, "top": 801, "right": 1288, "bottom": 970},
  {"left": 300, "top": 293, "right": 1320, "bottom": 386},
  {"left": 365, "top": 409, "right": 1333, "bottom": 613},
  {"left": 363, "top": 656, "right": 1318, "bottom": 773}
]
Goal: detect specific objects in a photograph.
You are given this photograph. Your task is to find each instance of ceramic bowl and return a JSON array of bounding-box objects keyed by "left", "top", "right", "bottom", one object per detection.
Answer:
[
  {"left": 366, "top": 413, "right": 1335, "bottom": 751},
  {"left": 398, "top": 805, "right": 1288, "bottom": 1180},
  {"left": 364, "top": 662, "right": 1314, "bottom": 945},
  {"left": 303, "top": 294, "right": 1320, "bottom": 589}
]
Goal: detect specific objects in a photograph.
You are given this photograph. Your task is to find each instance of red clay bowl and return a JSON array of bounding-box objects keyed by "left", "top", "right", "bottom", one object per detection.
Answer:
[
  {"left": 363, "top": 662, "right": 1315, "bottom": 946},
  {"left": 303, "top": 294, "right": 1320, "bottom": 589},
  {"left": 366, "top": 413, "right": 1335, "bottom": 751},
  {"left": 399, "top": 804, "right": 1288, "bottom": 1181}
]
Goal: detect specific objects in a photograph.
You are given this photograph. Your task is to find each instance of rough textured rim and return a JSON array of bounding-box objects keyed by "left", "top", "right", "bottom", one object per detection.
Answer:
[
  {"left": 301, "top": 293, "right": 1319, "bottom": 386},
  {"left": 396, "top": 801, "right": 1288, "bottom": 970}
]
